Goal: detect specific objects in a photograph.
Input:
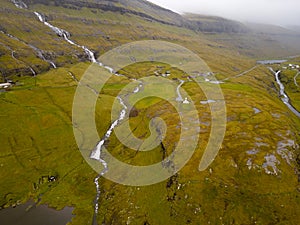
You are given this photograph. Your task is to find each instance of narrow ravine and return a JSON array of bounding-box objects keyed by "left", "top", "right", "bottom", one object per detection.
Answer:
[
  {"left": 270, "top": 68, "right": 300, "bottom": 118},
  {"left": 89, "top": 97, "right": 125, "bottom": 222},
  {"left": 34, "top": 11, "right": 125, "bottom": 77},
  {"left": 34, "top": 12, "right": 104, "bottom": 67},
  {"left": 0, "top": 41, "right": 36, "bottom": 76},
  {"left": 0, "top": 30, "right": 56, "bottom": 68},
  {"left": 90, "top": 97, "right": 128, "bottom": 164},
  {"left": 11, "top": 0, "right": 27, "bottom": 9},
  {"left": 90, "top": 83, "right": 143, "bottom": 225},
  {"left": 11, "top": 1, "right": 116, "bottom": 74},
  {"left": 29, "top": 43, "right": 57, "bottom": 69},
  {"left": 68, "top": 72, "right": 78, "bottom": 82},
  {"left": 11, "top": 0, "right": 100, "bottom": 69},
  {"left": 10, "top": 1, "right": 118, "bottom": 224}
]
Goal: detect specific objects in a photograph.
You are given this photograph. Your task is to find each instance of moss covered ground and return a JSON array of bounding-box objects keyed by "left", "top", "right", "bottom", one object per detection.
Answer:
[{"left": 0, "top": 1, "right": 300, "bottom": 225}]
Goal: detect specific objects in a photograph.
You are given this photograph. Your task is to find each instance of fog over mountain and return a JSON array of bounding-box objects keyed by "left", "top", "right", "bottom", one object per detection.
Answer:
[{"left": 148, "top": 0, "right": 300, "bottom": 26}]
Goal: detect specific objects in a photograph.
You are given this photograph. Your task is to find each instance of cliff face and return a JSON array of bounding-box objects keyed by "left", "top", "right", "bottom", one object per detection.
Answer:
[{"left": 22, "top": 0, "right": 187, "bottom": 26}]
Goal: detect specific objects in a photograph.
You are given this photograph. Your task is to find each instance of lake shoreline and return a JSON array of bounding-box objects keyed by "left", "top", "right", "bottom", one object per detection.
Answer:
[{"left": 0, "top": 199, "right": 74, "bottom": 225}]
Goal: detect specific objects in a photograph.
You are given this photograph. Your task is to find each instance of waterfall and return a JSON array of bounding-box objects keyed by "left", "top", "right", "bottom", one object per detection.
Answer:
[
  {"left": 33, "top": 12, "right": 101, "bottom": 65},
  {"left": 270, "top": 68, "right": 300, "bottom": 118}
]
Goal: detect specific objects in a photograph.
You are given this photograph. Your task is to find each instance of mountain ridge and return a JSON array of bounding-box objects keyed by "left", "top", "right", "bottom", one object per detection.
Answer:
[
  {"left": 1, "top": 0, "right": 300, "bottom": 80},
  {"left": 20, "top": 0, "right": 257, "bottom": 33}
]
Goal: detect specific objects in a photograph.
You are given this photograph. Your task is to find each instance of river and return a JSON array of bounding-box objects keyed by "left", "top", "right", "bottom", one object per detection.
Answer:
[{"left": 270, "top": 68, "right": 300, "bottom": 118}]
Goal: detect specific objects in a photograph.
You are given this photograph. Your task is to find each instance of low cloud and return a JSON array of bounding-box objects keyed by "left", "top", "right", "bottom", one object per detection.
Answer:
[{"left": 148, "top": 0, "right": 300, "bottom": 26}]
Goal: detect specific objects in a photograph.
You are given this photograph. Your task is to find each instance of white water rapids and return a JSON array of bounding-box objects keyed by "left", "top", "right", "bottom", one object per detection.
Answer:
[
  {"left": 11, "top": 0, "right": 27, "bottom": 9},
  {"left": 270, "top": 68, "right": 300, "bottom": 118},
  {"left": 294, "top": 72, "right": 299, "bottom": 87},
  {"left": 89, "top": 83, "right": 144, "bottom": 225},
  {"left": 31, "top": 14, "right": 127, "bottom": 215},
  {"left": 34, "top": 12, "right": 106, "bottom": 67},
  {"left": 90, "top": 96, "right": 127, "bottom": 218}
]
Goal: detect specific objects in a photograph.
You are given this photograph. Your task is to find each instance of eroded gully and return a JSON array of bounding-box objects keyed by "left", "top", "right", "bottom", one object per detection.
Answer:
[{"left": 11, "top": 1, "right": 130, "bottom": 224}]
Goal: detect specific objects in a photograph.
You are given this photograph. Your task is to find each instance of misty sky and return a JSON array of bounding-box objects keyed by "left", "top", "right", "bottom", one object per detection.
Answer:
[{"left": 148, "top": 0, "right": 300, "bottom": 26}]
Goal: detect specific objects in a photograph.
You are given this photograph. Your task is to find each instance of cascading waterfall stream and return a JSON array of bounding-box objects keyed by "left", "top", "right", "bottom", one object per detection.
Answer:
[
  {"left": 0, "top": 30, "right": 56, "bottom": 69},
  {"left": 10, "top": 2, "right": 122, "bottom": 223},
  {"left": 270, "top": 68, "right": 300, "bottom": 118},
  {"left": 29, "top": 67, "right": 36, "bottom": 76},
  {"left": 89, "top": 82, "right": 143, "bottom": 224},
  {"left": 11, "top": 2, "right": 188, "bottom": 224},
  {"left": 11, "top": 0, "right": 116, "bottom": 73},
  {"left": 90, "top": 97, "right": 126, "bottom": 215},
  {"left": 30, "top": 15, "right": 136, "bottom": 219},
  {"left": 29, "top": 43, "right": 57, "bottom": 69},
  {"left": 34, "top": 11, "right": 145, "bottom": 221},
  {"left": 11, "top": 0, "right": 27, "bottom": 9},
  {"left": 34, "top": 12, "right": 103, "bottom": 67},
  {"left": 32, "top": 15, "right": 144, "bottom": 216},
  {"left": 0, "top": 41, "right": 36, "bottom": 76}
]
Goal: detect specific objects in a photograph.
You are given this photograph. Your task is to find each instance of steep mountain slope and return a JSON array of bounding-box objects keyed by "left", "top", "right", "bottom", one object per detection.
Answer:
[
  {"left": 0, "top": 0, "right": 256, "bottom": 80},
  {"left": 184, "top": 14, "right": 300, "bottom": 58},
  {"left": 1, "top": 0, "right": 300, "bottom": 81},
  {"left": 184, "top": 13, "right": 249, "bottom": 33},
  {"left": 22, "top": 0, "right": 187, "bottom": 26}
]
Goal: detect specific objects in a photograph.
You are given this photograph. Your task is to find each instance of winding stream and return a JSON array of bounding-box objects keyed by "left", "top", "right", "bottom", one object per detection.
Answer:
[
  {"left": 31, "top": 10, "right": 132, "bottom": 224},
  {"left": 90, "top": 82, "right": 143, "bottom": 225},
  {"left": 176, "top": 79, "right": 184, "bottom": 102},
  {"left": 8, "top": 4, "right": 193, "bottom": 220},
  {"left": 34, "top": 12, "right": 103, "bottom": 66},
  {"left": 294, "top": 72, "right": 299, "bottom": 87},
  {"left": 270, "top": 68, "right": 300, "bottom": 118},
  {"left": 10, "top": 2, "right": 117, "bottom": 224},
  {"left": 89, "top": 97, "right": 126, "bottom": 219}
]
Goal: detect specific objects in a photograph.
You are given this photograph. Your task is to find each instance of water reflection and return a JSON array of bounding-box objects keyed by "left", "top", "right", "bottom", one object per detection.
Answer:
[{"left": 0, "top": 201, "right": 73, "bottom": 225}]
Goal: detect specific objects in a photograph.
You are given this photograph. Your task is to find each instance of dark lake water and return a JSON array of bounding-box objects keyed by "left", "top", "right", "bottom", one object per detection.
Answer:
[{"left": 0, "top": 201, "right": 74, "bottom": 225}]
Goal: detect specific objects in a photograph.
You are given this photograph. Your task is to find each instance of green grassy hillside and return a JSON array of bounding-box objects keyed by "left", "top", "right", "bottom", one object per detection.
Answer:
[{"left": 0, "top": 1, "right": 299, "bottom": 225}]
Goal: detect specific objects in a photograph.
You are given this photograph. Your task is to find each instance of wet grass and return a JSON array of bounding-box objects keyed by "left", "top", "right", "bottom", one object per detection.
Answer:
[
  {"left": 1, "top": 56, "right": 300, "bottom": 225},
  {"left": 279, "top": 61, "right": 300, "bottom": 112},
  {"left": 0, "top": 1, "right": 300, "bottom": 224}
]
